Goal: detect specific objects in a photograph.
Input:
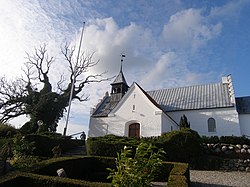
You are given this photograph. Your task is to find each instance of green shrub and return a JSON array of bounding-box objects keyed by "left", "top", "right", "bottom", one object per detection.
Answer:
[
  {"left": 167, "top": 162, "right": 189, "bottom": 187},
  {"left": 0, "top": 123, "right": 17, "bottom": 138},
  {"left": 190, "top": 155, "right": 223, "bottom": 170},
  {"left": 0, "top": 138, "right": 12, "bottom": 149},
  {"left": 11, "top": 155, "right": 42, "bottom": 170},
  {"left": 220, "top": 136, "right": 250, "bottom": 145},
  {"left": 31, "top": 156, "right": 116, "bottom": 182},
  {"left": 157, "top": 128, "right": 203, "bottom": 162},
  {"left": 201, "top": 136, "right": 220, "bottom": 144},
  {"left": 86, "top": 135, "right": 139, "bottom": 157},
  {"left": 201, "top": 136, "right": 250, "bottom": 145},
  {"left": 0, "top": 172, "right": 110, "bottom": 187},
  {"left": 0, "top": 156, "right": 189, "bottom": 187},
  {"left": 24, "top": 134, "right": 84, "bottom": 157},
  {"left": 87, "top": 130, "right": 203, "bottom": 163},
  {"left": 168, "top": 175, "right": 188, "bottom": 187},
  {"left": 107, "top": 143, "right": 166, "bottom": 187},
  {"left": 12, "top": 134, "right": 36, "bottom": 156}
]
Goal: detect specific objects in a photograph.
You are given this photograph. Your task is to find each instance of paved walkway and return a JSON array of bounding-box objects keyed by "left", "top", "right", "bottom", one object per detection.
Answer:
[{"left": 190, "top": 170, "right": 250, "bottom": 187}]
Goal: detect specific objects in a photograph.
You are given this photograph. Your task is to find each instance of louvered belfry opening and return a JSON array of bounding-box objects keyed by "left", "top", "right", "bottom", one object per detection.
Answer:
[{"left": 110, "top": 63, "right": 129, "bottom": 103}]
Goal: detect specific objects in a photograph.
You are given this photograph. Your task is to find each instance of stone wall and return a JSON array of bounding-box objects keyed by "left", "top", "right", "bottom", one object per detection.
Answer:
[
  {"left": 221, "top": 159, "right": 250, "bottom": 172},
  {"left": 203, "top": 143, "right": 250, "bottom": 155},
  {"left": 203, "top": 143, "right": 250, "bottom": 172}
]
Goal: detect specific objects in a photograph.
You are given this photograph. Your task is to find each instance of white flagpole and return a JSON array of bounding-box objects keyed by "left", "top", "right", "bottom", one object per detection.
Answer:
[{"left": 63, "top": 22, "right": 86, "bottom": 136}]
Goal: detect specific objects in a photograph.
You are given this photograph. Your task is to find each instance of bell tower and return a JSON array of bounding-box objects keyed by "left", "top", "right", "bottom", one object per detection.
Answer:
[{"left": 110, "top": 54, "right": 129, "bottom": 102}]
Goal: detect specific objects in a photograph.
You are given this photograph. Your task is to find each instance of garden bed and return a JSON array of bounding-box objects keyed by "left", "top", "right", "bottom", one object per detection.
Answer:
[{"left": 0, "top": 156, "right": 190, "bottom": 186}]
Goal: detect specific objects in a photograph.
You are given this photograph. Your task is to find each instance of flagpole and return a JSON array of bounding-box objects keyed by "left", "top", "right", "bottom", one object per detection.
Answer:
[{"left": 63, "top": 22, "right": 86, "bottom": 136}]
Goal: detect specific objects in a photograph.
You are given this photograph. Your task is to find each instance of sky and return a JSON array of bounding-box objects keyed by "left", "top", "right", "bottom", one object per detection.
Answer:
[{"left": 0, "top": 0, "right": 250, "bottom": 137}]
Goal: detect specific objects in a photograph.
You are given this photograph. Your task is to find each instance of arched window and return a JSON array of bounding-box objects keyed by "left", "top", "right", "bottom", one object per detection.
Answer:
[
  {"left": 208, "top": 118, "right": 216, "bottom": 132},
  {"left": 129, "top": 123, "right": 140, "bottom": 138}
]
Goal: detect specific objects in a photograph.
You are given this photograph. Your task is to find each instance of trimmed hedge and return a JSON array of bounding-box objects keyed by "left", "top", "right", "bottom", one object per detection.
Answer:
[
  {"left": 0, "top": 172, "right": 110, "bottom": 187},
  {"left": 24, "top": 134, "right": 84, "bottom": 157},
  {"left": 201, "top": 135, "right": 250, "bottom": 145},
  {"left": 31, "top": 156, "right": 116, "bottom": 182},
  {"left": 167, "top": 162, "right": 190, "bottom": 187},
  {"left": 86, "top": 134, "right": 139, "bottom": 157},
  {"left": 87, "top": 129, "right": 203, "bottom": 163},
  {"left": 157, "top": 128, "right": 203, "bottom": 162},
  {"left": 190, "top": 155, "right": 223, "bottom": 170},
  {"left": 0, "top": 156, "right": 190, "bottom": 187}
]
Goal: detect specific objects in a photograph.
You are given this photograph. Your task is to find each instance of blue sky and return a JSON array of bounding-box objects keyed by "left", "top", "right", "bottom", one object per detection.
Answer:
[{"left": 0, "top": 0, "right": 250, "bottom": 136}]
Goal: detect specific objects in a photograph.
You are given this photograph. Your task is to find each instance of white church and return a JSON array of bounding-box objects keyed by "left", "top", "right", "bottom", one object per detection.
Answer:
[{"left": 88, "top": 61, "right": 250, "bottom": 138}]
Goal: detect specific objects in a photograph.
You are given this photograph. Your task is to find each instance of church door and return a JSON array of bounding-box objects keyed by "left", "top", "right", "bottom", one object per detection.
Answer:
[{"left": 129, "top": 123, "right": 140, "bottom": 138}]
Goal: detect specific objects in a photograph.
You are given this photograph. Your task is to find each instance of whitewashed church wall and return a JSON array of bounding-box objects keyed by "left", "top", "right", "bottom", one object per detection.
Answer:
[
  {"left": 161, "top": 113, "right": 179, "bottom": 133},
  {"left": 167, "top": 107, "right": 241, "bottom": 137},
  {"left": 239, "top": 114, "right": 250, "bottom": 137},
  {"left": 112, "top": 85, "right": 163, "bottom": 137},
  {"left": 88, "top": 117, "right": 109, "bottom": 137},
  {"left": 88, "top": 85, "right": 165, "bottom": 137}
]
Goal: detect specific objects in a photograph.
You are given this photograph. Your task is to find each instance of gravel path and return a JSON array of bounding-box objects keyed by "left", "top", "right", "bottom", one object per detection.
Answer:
[{"left": 190, "top": 170, "right": 250, "bottom": 187}]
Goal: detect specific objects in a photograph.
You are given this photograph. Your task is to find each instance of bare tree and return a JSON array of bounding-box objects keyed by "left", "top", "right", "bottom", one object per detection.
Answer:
[{"left": 0, "top": 44, "right": 110, "bottom": 133}]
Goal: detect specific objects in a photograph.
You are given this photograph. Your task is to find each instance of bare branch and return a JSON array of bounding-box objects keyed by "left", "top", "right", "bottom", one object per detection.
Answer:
[
  {"left": 25, "top": 44, "right": 54, "bottom": 84},
  {"left": 57, "top": 74, "right": 66, "bottom": 93}
]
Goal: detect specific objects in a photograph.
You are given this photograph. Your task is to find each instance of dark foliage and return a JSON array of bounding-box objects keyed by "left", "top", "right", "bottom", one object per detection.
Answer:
[
  {"left": 86, "top": 134, "right": 139, "bottom": 157},
  {"left": 87, "top": 129, "right": 204, "bottom": 163},
  {"left": 0, "top": 123, "right": 17, "bottom": 138},
  {"left": 179, "top": 114, "right": 190, "bottom": 129},
  {"left": 23, "top": 134, "right": 84, "bottom": 157},
  {"left": 157, "top": 128, "right": 203, "bottom": 162},
  {"left": 201, "top": 135, "right": 250, "bottom": 145}
]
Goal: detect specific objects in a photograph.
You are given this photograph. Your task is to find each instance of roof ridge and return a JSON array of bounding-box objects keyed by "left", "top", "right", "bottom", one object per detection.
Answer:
[{"left": 147, "top": 82, "right": 222, "bottom": 92}]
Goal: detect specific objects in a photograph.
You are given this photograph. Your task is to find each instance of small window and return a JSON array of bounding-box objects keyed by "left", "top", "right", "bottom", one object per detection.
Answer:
[
  {"left": 208, "top": 118, "right": 216, "bottom": 132},
  {"left": 171, "top": 126, "right": 173, "bottom": 131},
  {"left": 132, "top": 105, "right": 135, "bottom": 111}
]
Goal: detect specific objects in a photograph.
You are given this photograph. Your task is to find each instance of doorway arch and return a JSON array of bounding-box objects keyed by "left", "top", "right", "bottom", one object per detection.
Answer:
[{"left": 128, "top": 123, "right": 140, "bottom": 138}]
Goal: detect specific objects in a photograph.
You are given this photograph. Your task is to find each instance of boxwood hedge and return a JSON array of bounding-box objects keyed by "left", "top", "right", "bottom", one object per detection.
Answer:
[
  {"left": 87, "top": 128, "right": 204, "bottom": 163},
  {"left": 24, "top": 134, "right": 84, "bottom": 157},
  {"left": 0, "top": 156, "right": 190, "bottom": 187}
]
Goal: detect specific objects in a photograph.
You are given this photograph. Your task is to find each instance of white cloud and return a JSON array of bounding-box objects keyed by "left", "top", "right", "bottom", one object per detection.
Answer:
[
  {"left": 71, "top": 17, "right": 155, "bottom": 77},
  {"left": 141, "top": 52, "right": 177, "bottom": 89},
  {"left": 1, "top": 1, "right": 243, "bottom": 135},
  {"left": 210, "top": 0, "right": 249, "bottom": 20},
  {"left": 162, "top": 8, "right": 222, "bottom": 52}
]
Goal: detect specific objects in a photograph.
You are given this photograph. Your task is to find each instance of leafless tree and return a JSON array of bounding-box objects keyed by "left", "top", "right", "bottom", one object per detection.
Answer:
[{"left": 0, "top": 44, "right": 110, "bottom": 133}]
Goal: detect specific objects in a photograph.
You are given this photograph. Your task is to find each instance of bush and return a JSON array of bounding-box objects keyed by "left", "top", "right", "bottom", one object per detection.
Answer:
[
  {"left": 107, "top": 143, "right": 166, "bottom": 187},
  {"left": 24, "top": 134, "right": 84, "bottom": 157},
  {"left": 0, "top": 156, "right": 190, "bottom": 187},
  {"left": 31, "top": 156, "right": 116, "bottom": 182},
  {"left": 11, "top": 155, "right": 42, "bottom": 170},
  {"left": 0, "top": 172, "right": 110, "bottom": 187},
  {"left": 0, "top": 123, "right": 17, "bottom": 138},
  {"left": 87, "top": 130, "right": 203, "bottom": 163},
  {"left": 220, "top": 136, "right": 250, "bottom": 145},
  {"left": 201, "top": 135, "right": 250, "bottom": 145},
  {"left": 157, "top": 128, "right": 203, "bottom": 162},
  {"left": 86, "top": 134, "right": 139, "bottom": 157},
  {"left": 201, "top": 136, "right": 220, "bottom": 144},
  {"left": 168, "top": 162, "right": 189, "bottom": 187},
  {"left": 190, "top": 155, "right": 223, "bottom": 170}
]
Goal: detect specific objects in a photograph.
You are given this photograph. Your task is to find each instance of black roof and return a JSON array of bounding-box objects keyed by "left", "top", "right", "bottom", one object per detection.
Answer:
[{"left": 236, "top": 96, "right": 250, "bottom": 114}]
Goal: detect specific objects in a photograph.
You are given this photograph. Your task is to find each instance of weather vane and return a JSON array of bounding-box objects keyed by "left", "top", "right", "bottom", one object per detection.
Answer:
[{"left": 120, "top": 52, "right": 125, "bottom": 62}]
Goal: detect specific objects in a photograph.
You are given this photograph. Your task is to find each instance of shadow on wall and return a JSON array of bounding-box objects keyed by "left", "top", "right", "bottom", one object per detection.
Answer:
[{"left": 88, "top": 119, "right": 108, "bottom": 137}]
